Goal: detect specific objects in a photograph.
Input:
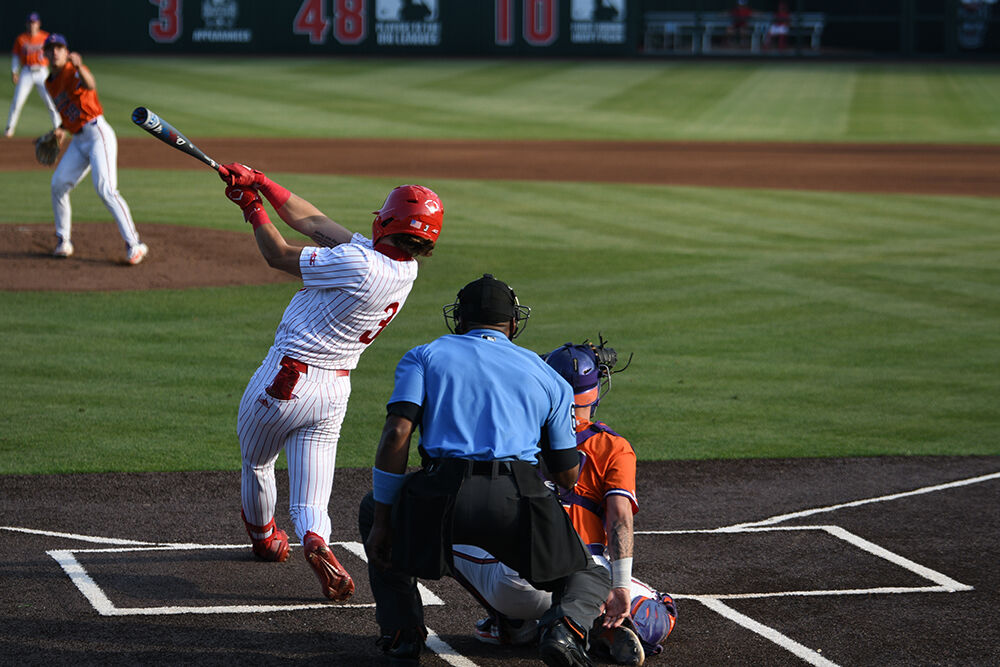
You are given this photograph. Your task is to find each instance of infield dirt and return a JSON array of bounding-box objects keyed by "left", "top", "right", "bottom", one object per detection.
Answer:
[
  {"left": 2, "top": 138, "right": 998, "bottom": 665},
  {"left": 2, "top": 137, "right": 998, "bottom": 291},
  {"left": 2, "top": 456, "right": 998, "bottom": 665}
]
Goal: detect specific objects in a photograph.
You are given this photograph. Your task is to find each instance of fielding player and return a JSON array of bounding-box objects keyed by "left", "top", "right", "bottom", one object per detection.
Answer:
[
  {"left": 221, "top": 162, "right": 442, "bottom": 602},
  {"left": 5, "top": 11, "right": 60, "bottom": 137},
  {"left": 42, "top": 34, "right": 147, "bottom": 264},
  {"left": 452, "top": 338, "right": 677, "bottom": 666}
]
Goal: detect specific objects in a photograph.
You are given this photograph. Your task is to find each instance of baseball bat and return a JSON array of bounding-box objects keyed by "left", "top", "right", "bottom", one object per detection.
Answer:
[{"left": 131, "top": 106, "right": 220, "bottom": 171}]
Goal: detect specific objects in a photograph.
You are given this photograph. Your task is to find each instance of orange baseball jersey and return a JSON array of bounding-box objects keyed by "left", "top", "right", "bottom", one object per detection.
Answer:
[
  {"left": 12, "top": 31, "right": 49, "bottom": 68},
  {"left": 45, "top": 62, "right": 102, "bottom": 133},
  {"left": 557, "top": 420, "right": 638, "bottom": 547}
]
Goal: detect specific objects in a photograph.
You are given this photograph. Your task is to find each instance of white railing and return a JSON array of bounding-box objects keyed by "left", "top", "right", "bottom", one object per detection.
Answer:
[{"left": 643, "top": 11, "right": 825, "bottom": 54}]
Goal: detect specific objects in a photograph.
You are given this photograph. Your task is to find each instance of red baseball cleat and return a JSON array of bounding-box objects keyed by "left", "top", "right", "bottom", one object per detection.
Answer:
[
  {"left": 303, "top": 531, "right": 355, "bottom": 601},
  {"left": 241, "top": 510, "right": 290, "bottom": 563}
]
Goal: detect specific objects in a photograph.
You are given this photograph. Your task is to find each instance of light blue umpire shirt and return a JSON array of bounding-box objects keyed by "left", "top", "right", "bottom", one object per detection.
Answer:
[{"left": 388, "top": 329, "right": 576, "bottom": 462}]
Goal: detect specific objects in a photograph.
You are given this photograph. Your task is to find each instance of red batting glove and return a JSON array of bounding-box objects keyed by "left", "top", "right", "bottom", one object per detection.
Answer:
[
  {"left": 225, "top": 185, "right": 271, "bottom": 229},
  {"left": 220, "top": 162, "right": 291, "bottom": 209},
  {"left": 220, "top": 162, "right": 265, "bottom": 187}
]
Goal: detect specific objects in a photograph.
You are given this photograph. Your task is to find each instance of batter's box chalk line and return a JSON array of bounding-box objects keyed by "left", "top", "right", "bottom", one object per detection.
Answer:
[
  {"left": 32, "top": 539, "right": 440, "bottom": 616},
  {"left": 4, "top": 469, "right": 997, "bottom": 667},
  {"left": 632, "top": 470, "right": 998, "bottom": 667}
]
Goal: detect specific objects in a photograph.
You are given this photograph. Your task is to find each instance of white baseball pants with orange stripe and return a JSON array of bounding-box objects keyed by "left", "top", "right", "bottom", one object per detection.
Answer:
[
  {"left": 452, "top": 544, "right": 659, "bottom": 620},
  {"left": 51, "top": 114, "right": 141, "bottom": 249},
  {"left": 238, "top": 346, "right": 351, "bottom": 545},
  {"left": 5, "top": 65, "right": 59, "bottom": 134}
]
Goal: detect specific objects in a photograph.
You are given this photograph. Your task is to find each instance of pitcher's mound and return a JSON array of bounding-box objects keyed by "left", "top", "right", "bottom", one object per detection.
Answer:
[{"left": 0, "top": 223, "right": 298, "bottom": 291}]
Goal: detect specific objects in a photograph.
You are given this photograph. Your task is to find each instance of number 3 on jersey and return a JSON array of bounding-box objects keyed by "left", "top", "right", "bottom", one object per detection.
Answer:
[{"left": 359, "top": 302, "right": 399, "bottom": 344}]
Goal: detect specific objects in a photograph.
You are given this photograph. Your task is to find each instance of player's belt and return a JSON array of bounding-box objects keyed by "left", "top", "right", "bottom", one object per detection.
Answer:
[
  {"left": 279, "top": 355, "right": 349, "bottom": 377},
  {"left": 72, "top": 118, "right": 99, "bottom": 135},
  {"left": 424, "top": 458, "right": 515, "bottom": 476},
  {"left": 468, "top": 460, "right": 514, "bottom": 476}
]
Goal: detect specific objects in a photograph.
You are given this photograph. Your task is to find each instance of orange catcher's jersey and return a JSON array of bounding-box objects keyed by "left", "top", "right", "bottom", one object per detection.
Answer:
[
  {"left": 558, "top": 420, "right": 638, "bottom": 547},
  {"left": 45, "top": 62, "right": 102, "bottom": 133},
  {"left": 13, "top": 31, "right": 49, "bottom": 68}
]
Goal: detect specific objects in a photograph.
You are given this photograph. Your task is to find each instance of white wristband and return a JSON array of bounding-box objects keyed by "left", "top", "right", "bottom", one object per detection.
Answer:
[{"left": 611, "top": 557, "right": 633, "bottom": 589}]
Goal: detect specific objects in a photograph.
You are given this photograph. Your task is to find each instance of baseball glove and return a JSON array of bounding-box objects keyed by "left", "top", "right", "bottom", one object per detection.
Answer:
[{"left": 34, "top": 131, "right": 60, "bottom": 166}]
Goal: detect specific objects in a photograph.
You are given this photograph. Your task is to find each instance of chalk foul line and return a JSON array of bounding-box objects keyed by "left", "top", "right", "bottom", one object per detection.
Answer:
[
  {"left": 697, "top": 597, "right": 839, "bottom": 667},
  {"left": 726, "top": 470, "right": 1000, "bottom": 530},
  {"left": 6, "top": 469, "right": 996, "bottom": 667},
  {"left": 633, "top": 470, "right": 997, "bottom": 665}
]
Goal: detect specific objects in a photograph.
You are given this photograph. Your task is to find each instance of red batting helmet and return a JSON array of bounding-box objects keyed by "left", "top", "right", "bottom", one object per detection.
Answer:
[{"left": 372, "top": 185, "right": 443, "bottom": 245}]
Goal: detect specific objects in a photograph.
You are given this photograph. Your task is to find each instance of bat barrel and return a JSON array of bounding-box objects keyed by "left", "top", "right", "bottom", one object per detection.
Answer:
[
  {"left": 130, "top": 106, "right": 220, "bottom": 171},
  {"left": 131, "top": 106, "right": 159, "bottom": 130}
]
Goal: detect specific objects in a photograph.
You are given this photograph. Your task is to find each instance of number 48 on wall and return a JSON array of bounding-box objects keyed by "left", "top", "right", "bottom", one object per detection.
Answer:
[
  {"left": 293, "top": 0, "right": 559, "bottom": 47},
  {"left": 294, "top": 0, "right": 367, "bottom": 45}
]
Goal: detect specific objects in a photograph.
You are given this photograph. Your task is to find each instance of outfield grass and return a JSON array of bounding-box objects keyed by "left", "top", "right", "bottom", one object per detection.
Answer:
[
  {"left": 2, "top": 59, "right": 999, "bottom": 474},
  {"left": 8, "top": 58, "right": 1000, "bottom": 143},
  {"left": 2, "top": 174, "right": 997, "bottom": 473}
]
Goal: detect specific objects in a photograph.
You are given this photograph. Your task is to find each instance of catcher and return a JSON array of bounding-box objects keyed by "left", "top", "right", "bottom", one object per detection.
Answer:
[{"left": 452, "top": 337, "right": 677, "bottom": 666}]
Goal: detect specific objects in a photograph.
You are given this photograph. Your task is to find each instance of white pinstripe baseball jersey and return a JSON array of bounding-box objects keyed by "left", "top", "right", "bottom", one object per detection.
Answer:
[{"left": 272, "top": 233, "right": 418, "bottom": 370}]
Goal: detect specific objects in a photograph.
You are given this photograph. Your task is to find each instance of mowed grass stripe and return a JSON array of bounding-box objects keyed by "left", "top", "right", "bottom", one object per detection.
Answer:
[
  {"left": 14, "top": 57, "right": 989, "bottom": 143},
  {"left": 2, "top": 55, "right": 999, "bottom": 472},
  {"left": 2, "top": 175, "right": 998, "bottom": 470},
  {"left": 848, "top": 65, "right": 1000, "bottom": 142}
]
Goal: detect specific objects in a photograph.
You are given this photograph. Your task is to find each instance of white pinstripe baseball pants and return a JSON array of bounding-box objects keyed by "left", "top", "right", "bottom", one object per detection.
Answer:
[{"left": 238, "top": 346, "right": 351, "bottom": 544}]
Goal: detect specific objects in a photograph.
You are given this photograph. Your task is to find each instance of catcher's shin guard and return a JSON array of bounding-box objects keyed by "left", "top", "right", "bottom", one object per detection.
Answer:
[
  {"left": 303, "top": 531, "right": 355, "bottom": 601},
  {"left": 241, "top": 509, "right": 290, "bottom": 562}
]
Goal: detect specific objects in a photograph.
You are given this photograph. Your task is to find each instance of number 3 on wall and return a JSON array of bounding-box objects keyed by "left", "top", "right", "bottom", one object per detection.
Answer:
[
  {"left": 359, "top": 302, "right": 399, "bottom": 344},
  {"left": 149, "top": 0, "right": 182, "bottom": 43}
]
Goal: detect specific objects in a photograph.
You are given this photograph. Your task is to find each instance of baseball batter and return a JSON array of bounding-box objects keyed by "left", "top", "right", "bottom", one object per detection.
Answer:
[
  {"left": 42, "top": 34, "right": 146, "bottom": 264},
  {"left": 220, "top": 162, "right": 442, "bottom": 601},
  {"left": 452, "top": 339, "right": 677, "bottom": 666},
  {"left": 5, "top": 12, "right": 59, "bottom": 138}
]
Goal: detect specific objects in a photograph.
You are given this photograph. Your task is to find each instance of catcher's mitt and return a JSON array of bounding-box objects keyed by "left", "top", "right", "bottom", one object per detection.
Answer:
[{"left": 33, "top": 131, "right": 60, "bottom": 166}]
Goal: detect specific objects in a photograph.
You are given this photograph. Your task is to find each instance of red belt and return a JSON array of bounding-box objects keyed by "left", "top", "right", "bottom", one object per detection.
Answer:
[{"left": 280, "top": 355, "right": 349, "bottom": 377}]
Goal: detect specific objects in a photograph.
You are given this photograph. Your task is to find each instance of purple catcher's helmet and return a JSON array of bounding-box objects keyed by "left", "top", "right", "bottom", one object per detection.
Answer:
[{"left": 542, "top": 335, "right": 631, "bottom": 412}]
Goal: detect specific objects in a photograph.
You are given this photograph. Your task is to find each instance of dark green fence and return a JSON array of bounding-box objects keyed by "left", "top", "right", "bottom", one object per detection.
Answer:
[{"left": 2, "top": 1, "right": 997, "bottom": 57}]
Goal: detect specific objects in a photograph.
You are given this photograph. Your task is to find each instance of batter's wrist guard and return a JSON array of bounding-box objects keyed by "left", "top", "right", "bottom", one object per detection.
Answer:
[
  {"left": 259, "top": 178, "right": 292, "bottom": 210},
  {"left": 246, "top": 204, "right": 272, "bottom": 230},
  {"left": 225, "top": 185, "right": 271, "bottom": 228}
]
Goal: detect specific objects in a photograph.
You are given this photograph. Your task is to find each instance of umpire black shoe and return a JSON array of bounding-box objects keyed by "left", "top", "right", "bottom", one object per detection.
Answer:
[
  {"left": 377, "top": 627, "right": 425, "bottom": 665},
  {"left": 538, "top": 617, "right": 594, "bottom": 667}
]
